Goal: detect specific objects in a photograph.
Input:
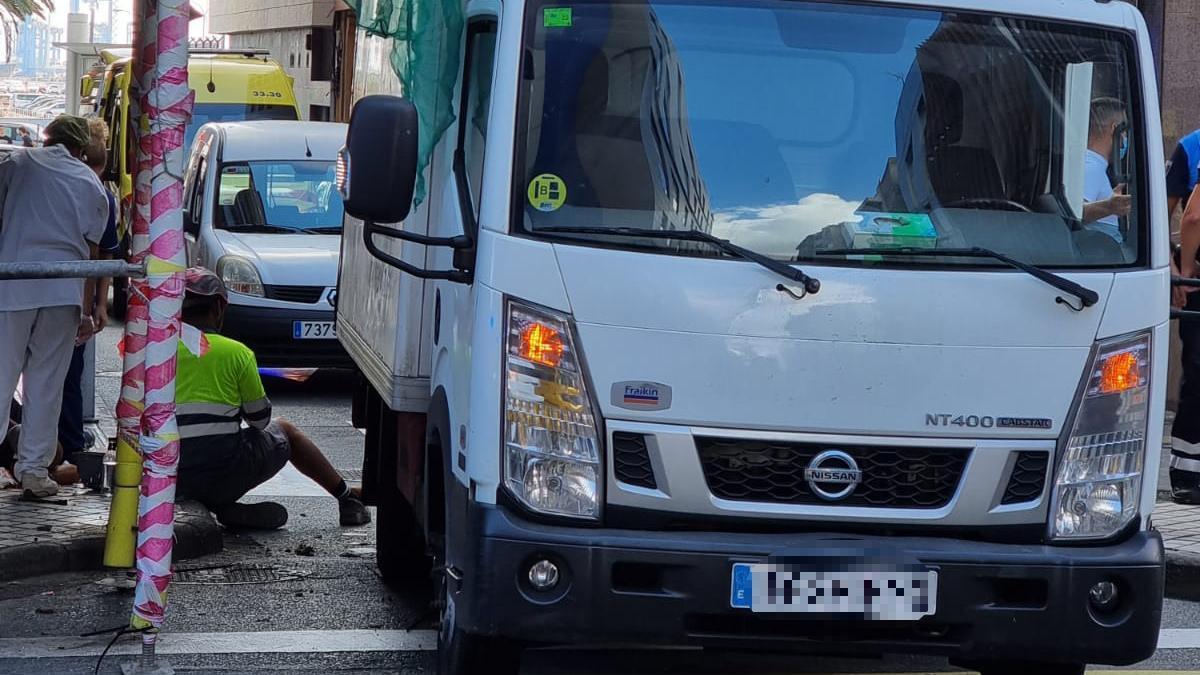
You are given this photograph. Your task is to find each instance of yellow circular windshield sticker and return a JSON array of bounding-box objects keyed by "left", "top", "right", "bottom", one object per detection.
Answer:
[{"left": 528, "top": 174, "right": 567, "bottom": 212}]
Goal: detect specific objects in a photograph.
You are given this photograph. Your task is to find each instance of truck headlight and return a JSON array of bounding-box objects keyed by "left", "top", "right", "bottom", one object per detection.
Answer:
[
  {"left": 216, "top": 255, "right": 264, "bottom": 297},
  {"left": 1050, "top": 332, "right": 1150, "bottom": 541},
  {"left": 503, "top": 300, "right": 601, "bottom": 520}
]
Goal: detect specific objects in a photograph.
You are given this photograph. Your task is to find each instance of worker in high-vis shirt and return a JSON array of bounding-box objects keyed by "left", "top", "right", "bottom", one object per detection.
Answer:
[{"left": 175, "top": 267, "right": 370, "bottom": 529}]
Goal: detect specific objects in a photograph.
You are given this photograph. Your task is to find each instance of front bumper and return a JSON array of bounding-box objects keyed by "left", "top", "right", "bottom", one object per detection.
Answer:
[
  {"left": 222, "top": 304, "right": 350, "bottom": 368},
  {"left": 453, "top": 503, "right": 1164, "bottom": 665}
]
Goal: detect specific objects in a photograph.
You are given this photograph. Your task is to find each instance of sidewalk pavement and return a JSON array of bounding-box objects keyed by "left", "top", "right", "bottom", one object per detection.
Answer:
[{"left": 0, "top": 484, "right": 222, "bottom": 582}]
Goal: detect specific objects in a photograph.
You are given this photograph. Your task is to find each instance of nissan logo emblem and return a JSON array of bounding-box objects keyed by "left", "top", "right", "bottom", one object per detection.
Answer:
[{"left": 804, "top": 450, "right": 862, "bottom": 501}]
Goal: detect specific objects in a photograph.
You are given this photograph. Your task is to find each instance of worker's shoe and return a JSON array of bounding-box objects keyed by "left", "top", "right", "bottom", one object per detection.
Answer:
[
  {"left": 214, "top": 501, "right": 288, "bottom": 530},
  {"left": 19, "top": 473, "right": 58, "bottom": 499},
  {"left": 339, "top": 495, "right": 371, "bottom": 526},
  {"left": 1171, "top": 469, "right": 1200, "bottom": 505}
]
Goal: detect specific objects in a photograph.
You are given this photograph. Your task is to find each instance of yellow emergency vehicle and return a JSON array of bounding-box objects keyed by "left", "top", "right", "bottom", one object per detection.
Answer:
[{"left": 88, "top": 48, "right": 301, "bottom": 316}]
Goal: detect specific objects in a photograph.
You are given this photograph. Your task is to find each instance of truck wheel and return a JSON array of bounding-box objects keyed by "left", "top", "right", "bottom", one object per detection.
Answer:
[
  {"left": 974, "top": 662, "right": 1085, "bottom": 675},
  {"left": 435, "top": 540, "right": 522, "bottom": 675},
  {"left": 375, "top": 476, "right": 431, "bottom": 589},
  {"left": 437, "top": 598, "right": 521, "bottom": 675}
]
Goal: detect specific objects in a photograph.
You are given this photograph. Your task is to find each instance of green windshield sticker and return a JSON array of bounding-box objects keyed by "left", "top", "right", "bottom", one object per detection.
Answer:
[{"left": 544, "top": 8, "right": 573, "bottom": 28}]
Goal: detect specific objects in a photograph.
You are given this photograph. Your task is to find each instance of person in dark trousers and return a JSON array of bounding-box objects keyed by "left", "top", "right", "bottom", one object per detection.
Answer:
[
  {"left": 57, "top": 119, "right": 121, "bottom": 460},
  {"left": 175, "top": 268, "right": 370, "bottom": 529},
  {"left": 1166, "top": 129, "right": 1200, "bottom": 503}
]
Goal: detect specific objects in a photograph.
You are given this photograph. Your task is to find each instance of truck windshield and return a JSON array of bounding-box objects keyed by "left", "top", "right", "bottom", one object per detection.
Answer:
[
  {"left": 185, "top": 103, "right": 299, "bottom": 149},
  {"left": 215, "top": 160, "right": 344, "bottom": 233},
  {"left": 516, "top": 0, "right": 1144, "bottom": 269}
]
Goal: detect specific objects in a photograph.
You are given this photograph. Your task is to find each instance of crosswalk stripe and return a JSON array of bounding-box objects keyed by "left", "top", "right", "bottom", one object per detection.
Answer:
[
  {"left": 0, "top": 629, "right": 437, "bottom": 659},
  {"left": 1157, "top": 628, "right": 1200, "bottom": 649},
  {"left": 0, "top": 628, "right": 1196, "bottom": 662}
]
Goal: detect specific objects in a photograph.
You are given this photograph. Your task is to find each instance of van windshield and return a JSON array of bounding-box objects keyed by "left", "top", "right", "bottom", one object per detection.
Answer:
[
  {"left": 516, "top": 0, "right": 1144, "bottom": 268},
  {"left": 185, "top": 103, "right": 299, "bottom": 149},
  {"left": 215, "top": 160, "right": 344, "bottom": 232}
]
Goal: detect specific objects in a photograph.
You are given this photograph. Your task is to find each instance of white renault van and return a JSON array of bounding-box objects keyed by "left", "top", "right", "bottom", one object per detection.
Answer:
[{"left": 182, "top": 120, "right": 350, "bottom": 367}]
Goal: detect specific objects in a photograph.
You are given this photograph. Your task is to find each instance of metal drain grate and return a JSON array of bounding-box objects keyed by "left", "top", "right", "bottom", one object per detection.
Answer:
[{"left": 173, "top": 564, "right": 308, "bottom": 585}]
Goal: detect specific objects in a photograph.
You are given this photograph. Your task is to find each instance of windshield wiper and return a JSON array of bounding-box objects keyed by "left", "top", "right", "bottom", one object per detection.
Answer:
[
  {"left": 223, "top": 223, "right": 315, "bottom": 234},
  {"left": 306, "top": 226, "right": 344, "bottom": 234},
  {"left": 535, "top": 226, "right": 821, "bottom": 295},
  {"left": 814, "top": 246, "right": 1098, "bottom": 309}
]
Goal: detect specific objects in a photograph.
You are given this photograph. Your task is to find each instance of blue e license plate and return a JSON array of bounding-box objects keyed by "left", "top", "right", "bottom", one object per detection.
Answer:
[{"left": 730, "top": 562, "right": 937, "bottom": 619}]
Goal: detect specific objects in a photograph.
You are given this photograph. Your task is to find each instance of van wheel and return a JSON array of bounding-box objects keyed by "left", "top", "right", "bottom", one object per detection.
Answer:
[
  {"left": 973, "top": 661, "right": 1085, "bottom": 675},
  {"left": 111, "top": 275, "right": 128, "bottom": 320}
]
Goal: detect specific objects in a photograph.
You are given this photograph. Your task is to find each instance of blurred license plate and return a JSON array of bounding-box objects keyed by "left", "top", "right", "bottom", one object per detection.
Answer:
[
  {"left": 730, "top": 562, "right": 936, "bottom": 619},
  {"left": 293, "top": 321, "right": 336, "bottom": 340}
]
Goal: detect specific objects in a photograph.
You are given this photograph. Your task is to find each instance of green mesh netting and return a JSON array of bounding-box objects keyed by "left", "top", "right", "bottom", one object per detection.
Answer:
[{"left": 346, "top": 0, "right": 465, "bottom": 207}]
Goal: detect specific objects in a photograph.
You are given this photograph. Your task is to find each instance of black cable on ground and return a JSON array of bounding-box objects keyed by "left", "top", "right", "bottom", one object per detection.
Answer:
[{"left": 93, "top": 626, "right": 151, "bottom": 675}]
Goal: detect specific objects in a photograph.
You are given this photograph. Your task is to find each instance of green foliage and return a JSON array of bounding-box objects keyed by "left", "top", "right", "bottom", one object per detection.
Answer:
[{"left": 345, "top": 0, "right": 465, "bottom": 207}]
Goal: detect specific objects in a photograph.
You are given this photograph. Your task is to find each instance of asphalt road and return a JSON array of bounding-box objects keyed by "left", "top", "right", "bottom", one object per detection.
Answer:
[{"left": 0, "top": 322, "right": 1196, "bottom": 673}]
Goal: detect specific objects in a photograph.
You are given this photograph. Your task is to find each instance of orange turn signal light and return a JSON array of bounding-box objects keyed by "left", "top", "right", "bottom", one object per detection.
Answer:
[
  {"left": 521, "top": 322, "right": 564, "bottom": 368},
  {"left": 1098, "top": 351, "right": 1141, "bottom": 394}
]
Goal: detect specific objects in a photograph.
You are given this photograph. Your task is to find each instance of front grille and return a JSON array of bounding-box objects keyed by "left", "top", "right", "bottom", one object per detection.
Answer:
[
  {"left": 613, "top": 432, "right": 656, "bottom": 489},
  {"left": 264, "top": 285, "right": 325, "bottom": 304},
  {"left": 1001, "top": 451, "right": 1049, "bottom": 505},
  {"left": 697, "top": 438, "right": 969, "bottom": 509}
]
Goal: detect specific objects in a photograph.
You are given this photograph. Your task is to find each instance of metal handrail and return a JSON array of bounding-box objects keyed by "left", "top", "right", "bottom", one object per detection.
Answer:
[{"left": 0, "top": 260, "right": 145, "bottom": 280}]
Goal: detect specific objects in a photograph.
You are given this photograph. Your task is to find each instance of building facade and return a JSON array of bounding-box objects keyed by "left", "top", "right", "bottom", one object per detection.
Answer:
[
  {"left": 209, "top": 0, "right": 337, "bottom": 121},
  {"left": 1132, "top": 1, "right": 1196, "bottom": 151}
]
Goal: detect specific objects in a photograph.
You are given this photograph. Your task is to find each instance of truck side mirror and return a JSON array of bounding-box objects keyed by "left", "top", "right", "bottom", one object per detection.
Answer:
[{"left": 339, "top": 95, "right": 418, "bottom": 225}]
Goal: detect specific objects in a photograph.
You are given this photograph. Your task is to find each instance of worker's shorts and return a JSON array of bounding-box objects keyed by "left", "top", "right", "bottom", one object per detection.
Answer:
[{"left": 177, "top": 422, "right": 291, "bottom": 508}]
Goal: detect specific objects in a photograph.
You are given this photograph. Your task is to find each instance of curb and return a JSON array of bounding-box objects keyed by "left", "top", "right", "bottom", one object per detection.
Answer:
[
  {"left": 1167, "top": 551, "right": 1200, "bottom": 601},
  {"left": 0, "top": 500, "right": 223, "bottom": 582},
  {"left": 1167, "top": 549, "right": 1200, "bottom": 577}
]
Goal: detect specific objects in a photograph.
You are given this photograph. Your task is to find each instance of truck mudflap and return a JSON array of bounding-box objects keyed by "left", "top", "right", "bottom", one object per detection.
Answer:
[{"left": 452, "top": 502, "right": 1164, "bottom": 665}]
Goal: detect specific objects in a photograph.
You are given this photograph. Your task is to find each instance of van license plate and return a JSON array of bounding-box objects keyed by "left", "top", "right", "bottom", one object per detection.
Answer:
[
  {"left": 730, "top": 562, "right": 936, "bottom": 619},
  {"left": 293, "top": 321, "right": 336, "bottom": 340}
]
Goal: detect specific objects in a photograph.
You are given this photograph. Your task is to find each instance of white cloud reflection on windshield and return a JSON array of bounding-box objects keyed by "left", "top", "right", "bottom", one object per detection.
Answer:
[{"left": 711, "top": 193, "right": 863, "bottom": 259}]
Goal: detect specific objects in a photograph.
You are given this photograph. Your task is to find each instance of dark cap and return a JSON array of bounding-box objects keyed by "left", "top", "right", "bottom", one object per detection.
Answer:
[
  {"left": 184, "top": 267, "right": 227, "bottom": 299},
  {"left": 44, "top": 114, "right": 92, "bottom": 149}
]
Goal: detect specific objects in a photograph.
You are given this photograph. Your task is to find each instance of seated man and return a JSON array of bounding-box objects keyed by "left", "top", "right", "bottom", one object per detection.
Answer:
[
  {"left": 176, "top": 268, "right": 369, "bottom": 529},
  {"left": 1082, "top": 97, "right": 1132, "bottom": 242}
]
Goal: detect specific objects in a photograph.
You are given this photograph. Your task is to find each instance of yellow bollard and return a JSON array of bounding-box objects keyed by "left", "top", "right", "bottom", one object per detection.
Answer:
[{"left": 102, "top": 434, "right": 143, "bottom": 568}]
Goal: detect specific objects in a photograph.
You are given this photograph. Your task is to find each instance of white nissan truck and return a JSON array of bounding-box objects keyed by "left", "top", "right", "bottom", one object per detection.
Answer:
[{"left": 335, "top": 0, "right": 1168, "bottom": 673}]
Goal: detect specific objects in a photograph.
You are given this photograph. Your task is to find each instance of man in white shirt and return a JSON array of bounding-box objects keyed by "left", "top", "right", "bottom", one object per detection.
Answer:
[
  {"left": 1082, "top": 97, "right": 1131, "bottom": 242},
  {"left": 0, "top": 115, "right": 109, "bottom": 497}
]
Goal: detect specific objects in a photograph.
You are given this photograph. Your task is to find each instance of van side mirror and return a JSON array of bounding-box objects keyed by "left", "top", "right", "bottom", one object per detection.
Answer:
[
  {"left": 102, "top": 140, "right": 120, "bottom": 183},
  {"left": 183, "top": 208, "right": 198, "bottom": 236},
  {"left": 339, "top": 95, "right": 418, "bottom": 224}
]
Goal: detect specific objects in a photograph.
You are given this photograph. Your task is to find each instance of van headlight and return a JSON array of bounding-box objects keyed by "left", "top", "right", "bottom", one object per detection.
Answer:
[
  {"left": 1049, "top": 332, "right": 1150, "bottom": 541},
  {"left": 216, "top": 255, "right": 264, "bottom": 297},
  {"left": 503, "top": 300, "right": 601, "bottom": 520}
]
